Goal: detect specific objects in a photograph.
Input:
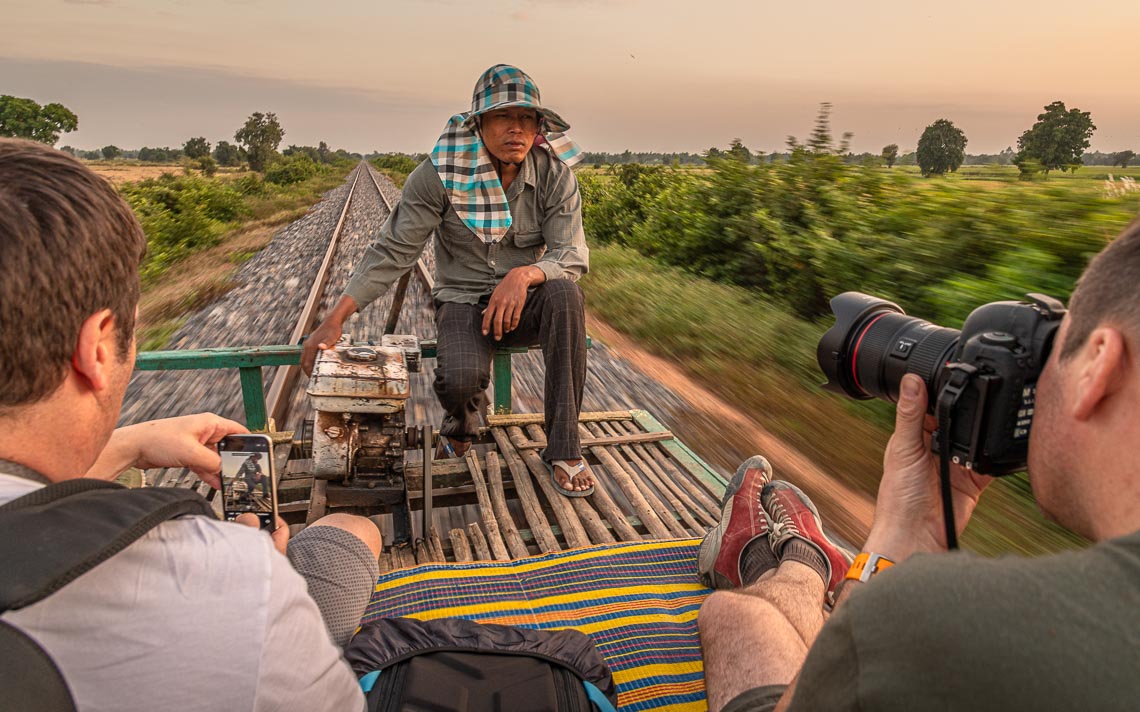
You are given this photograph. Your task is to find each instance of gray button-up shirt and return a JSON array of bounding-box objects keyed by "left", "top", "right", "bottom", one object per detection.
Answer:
[{"left": 343, "top": 149, "right": 589, "bottom": 309}]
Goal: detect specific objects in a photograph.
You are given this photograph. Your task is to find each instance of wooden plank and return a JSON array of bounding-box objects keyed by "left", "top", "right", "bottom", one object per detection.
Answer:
[
  {"left": 449, "top": 528, "right": 473, "bottom": 562},
  {"left": 397, "top": 545, "right": 417, "bottom": 569},
  {"left": 516, "top": 424, "right": 612, "bottom": 544},
  {"left": 490, "top": 428, "right": 560, "bottom": 553},
  {"left": 647, "top": 441, "right": 723, "bottom": 516},
  {"left": 305, "top": 479, "right": 328, "bottom": 525},
  {"left": 467, "top": 523, "right": 492, "bottom": 561},
  {"left": 612, "top": 430, "right": 703, "bottom": 534},
  {"left": 579, "top": 424, "right": 671, "bottom": 539},
  {"left": 505, "top": 426, "right": 594, "bottom": 549},
  {"left": 415, "top": 538, "right": 433, "bottom": 564},
  {"left": 485, "top": 452, "right": 530, "bottom": 559},
  {"left": 429, "top": 528, "right": 446, "bottom": 562},
  {"left": 615, "top": 420, "right": 718, "bottom": 527},
  {"left": 631, "top": 409, "right": 727, "bottom": 498},
  {"left": 465, "top": 451, "right": 511, "bottom": 561},
  {"left": 486, "top": 410, "right": 632, "bottom": 428},
  {"left": 596, "top": 439, "right": 688, "bottom": 538},
  {"left": 515, "top": 430, "right": 675, "bottom": 451}
]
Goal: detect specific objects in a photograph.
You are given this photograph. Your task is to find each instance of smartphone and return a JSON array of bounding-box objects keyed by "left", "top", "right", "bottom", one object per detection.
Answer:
[{"left": 217, "top": 434, "right": 278, "bottom": 530}]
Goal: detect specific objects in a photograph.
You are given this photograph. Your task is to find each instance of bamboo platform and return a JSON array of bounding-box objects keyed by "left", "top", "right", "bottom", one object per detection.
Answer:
[
  {"left": 379, "top": 409, "right": 724, "bottom": 571},
  {"left": 148, "top": 409, "right": 727, "bottom": 570}
]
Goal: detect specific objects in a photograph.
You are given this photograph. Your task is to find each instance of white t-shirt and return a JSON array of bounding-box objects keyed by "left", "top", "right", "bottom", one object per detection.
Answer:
[{"left": 0, "top": 473, "right": 365, "bottom": 712}]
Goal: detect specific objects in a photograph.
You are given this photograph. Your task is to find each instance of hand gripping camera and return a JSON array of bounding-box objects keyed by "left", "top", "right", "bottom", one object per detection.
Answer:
[{"left": 816, "top": 292, "right": 1067, "bottom": 547}]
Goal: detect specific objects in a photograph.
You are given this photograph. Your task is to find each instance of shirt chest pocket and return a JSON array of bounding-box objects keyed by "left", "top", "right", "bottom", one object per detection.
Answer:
[{"left": 500, "top": 229, "right": 546, "bottom": 271}]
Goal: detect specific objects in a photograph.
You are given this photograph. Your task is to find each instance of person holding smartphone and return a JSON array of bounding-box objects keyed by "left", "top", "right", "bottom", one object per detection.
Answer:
[{"left": 0, "top": 139, "right": 376, "bottom": 711}]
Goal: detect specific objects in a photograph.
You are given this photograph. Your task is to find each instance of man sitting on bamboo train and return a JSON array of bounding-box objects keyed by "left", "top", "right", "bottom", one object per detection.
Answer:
[
  {"left": 695, "top": 221, "right": 1140, "bottom": 711},
  {"left": 0, "top": 138, "right": 378, "bottom": 711},
  {"left": 302, "top": 64, "right": 595, "bottom": 497}
]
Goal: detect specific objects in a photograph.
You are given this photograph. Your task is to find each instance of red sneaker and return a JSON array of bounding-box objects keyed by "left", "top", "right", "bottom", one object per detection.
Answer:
[
  {"left": 762, "top": 480, "right": 855, "bottom": 605},
  {"left": 697, "top": 456, "right": 775, "bottom": 589}
]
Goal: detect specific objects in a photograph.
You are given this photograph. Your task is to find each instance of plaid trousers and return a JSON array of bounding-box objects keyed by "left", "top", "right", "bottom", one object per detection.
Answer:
[{"left": 433, "top": 280, "right": 586, "bottom": 461}]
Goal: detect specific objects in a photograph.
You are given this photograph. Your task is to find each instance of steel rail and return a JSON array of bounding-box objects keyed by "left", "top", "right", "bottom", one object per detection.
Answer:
[{"left": 264, "top": 165, "right": 363, "bottom": 428}]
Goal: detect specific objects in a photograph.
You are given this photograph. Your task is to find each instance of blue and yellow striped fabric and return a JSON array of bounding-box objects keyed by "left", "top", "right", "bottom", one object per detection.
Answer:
[{"left": 362, "top": 538, "right": 712, "bottom": 711}]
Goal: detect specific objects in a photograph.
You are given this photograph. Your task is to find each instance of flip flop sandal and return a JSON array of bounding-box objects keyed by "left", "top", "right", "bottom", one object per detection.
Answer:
[{"left": 547, "top": 459, "right": 595, "bottom": 498}]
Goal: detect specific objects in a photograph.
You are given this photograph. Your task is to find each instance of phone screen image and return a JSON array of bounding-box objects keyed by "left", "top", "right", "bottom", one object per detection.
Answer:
[{"left": 218, "top": 435, "right": 277, "bottom": 529}]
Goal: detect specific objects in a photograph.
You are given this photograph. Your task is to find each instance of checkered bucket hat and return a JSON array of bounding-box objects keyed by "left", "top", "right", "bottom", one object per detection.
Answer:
[{"left": 431, "top": 65, "right": 583, "bottom": 244}]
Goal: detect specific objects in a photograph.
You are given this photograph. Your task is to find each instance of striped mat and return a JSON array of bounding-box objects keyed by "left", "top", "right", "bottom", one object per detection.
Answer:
[{"left": 362, "top": 538, "right": 711, "bottom": 711}]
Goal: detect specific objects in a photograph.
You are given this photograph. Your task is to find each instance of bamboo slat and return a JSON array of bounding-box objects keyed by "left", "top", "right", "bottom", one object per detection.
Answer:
[
  {"left": 486, "top": 410, "right": 633, "bottom": 428},
  {"left": 449, "top": 528, "right": 473, "bottom": 562},
  {"left": 615, "top": 420, "right": 718, "bottom": 527},
  {"left": 467, "top": 523, "right": 492, "bottom": 561},
  {"left": 505, "top": 426, "right": 606, "bottom": 547},
  {"left": 579, "top": 424, "right": 671, "bottom": 539},
  {"left": 464, "top": 451, "right": 511, "bottom": 560},
  {"left": 504, "top": 426, "right": 591, "bottom": 549},
  {"left": 429, "top": 528, "right": 446, "bottom": 562},
  {"left": 485, "top": 452, "right": 530, "bottom": 559},
  {"left": 615, "top": 435, "right": 702, "bottom": 534},
  {"left": 588, "top": 423, "right": 687, "bottom": 538},
  {"left": 646, "top": 442, "right": 722, "bottom": 515},
  {"left": 490, "top": 428, "right": 559, "bottom": 553}
]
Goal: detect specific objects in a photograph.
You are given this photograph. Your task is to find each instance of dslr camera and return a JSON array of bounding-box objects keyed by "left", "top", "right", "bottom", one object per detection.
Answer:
[{"left": 817, "top": 292, "right": 1067, "bottom": 475}]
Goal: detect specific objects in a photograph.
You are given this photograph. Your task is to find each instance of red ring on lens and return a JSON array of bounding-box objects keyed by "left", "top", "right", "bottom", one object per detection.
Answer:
[{"left": 851, "top": 312, "right": 890, "bottom": 397}]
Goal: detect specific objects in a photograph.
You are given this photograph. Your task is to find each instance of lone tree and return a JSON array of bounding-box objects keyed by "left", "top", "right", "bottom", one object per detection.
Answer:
[
  {"left": 235, "top": 112, "right": 284, "bottom": 172},
  {"left": 0, "top": 95, "right": 78, "bottom": 144},
  {"left": 101, "top": 145, "right": 122, "bottom": 160},
  {"left": 881, "top": 143, "right": 899, "bottom": 168},
  {"left": 183, "top": 136, "right": 211, "bottom": 159},
  {"left": 1111, "top": 150, "right": 1135, "bottom": 169},
  {"left": 213, "top": 140, "right": 243, "bottom": 167},
  {"left": 727, "top": 138, "right": 752, "bottom": 163},
  {"left": 916, "top": 119, "right": 967, "bottom": 176},
  {"left": 1014, "top": 101, "right": 1095, "bottom": 174}
]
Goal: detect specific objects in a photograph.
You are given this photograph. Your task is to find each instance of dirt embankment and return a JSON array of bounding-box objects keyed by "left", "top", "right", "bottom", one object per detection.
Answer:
[{"left": 585, "top": 314, "right": 875, "bottom": 545}]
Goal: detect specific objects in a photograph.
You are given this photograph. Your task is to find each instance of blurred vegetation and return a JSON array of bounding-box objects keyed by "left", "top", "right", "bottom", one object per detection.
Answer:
[
  {"left": 369, "top": 152, "right": 424, "bottom": 187},
  {"left": 578, "top": 130, "right": 1139, "bottom": 554},
  {"left": 121, "top": 163, "right": 350, "bottom": 282}
]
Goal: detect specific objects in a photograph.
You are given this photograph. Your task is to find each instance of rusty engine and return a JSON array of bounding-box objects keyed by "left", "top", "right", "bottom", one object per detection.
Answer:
[{"left": 306, "top": 335, "right": 422, "bottom": 484}]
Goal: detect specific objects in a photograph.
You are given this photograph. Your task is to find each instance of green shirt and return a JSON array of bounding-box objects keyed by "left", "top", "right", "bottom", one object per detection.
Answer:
[
  {"left": 788, "top": 530, "right": 1140, "bottom": 711},
  {"left": 343, "top": 150, "right": 588, "bottom": 310}
]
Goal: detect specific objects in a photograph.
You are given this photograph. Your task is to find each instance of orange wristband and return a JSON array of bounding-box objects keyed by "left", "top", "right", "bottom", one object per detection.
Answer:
[{"left": 845, "top": 552, "right": 895, "bottom": 583}]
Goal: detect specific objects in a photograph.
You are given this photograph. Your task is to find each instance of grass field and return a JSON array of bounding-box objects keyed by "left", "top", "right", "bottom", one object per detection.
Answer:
[{"left": 87, "top": 160, "right": 250, "bottom": 185}]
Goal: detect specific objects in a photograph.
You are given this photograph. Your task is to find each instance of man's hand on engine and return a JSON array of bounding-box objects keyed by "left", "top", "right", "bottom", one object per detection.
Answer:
[
  {"left": 863, "top": 374, "right": 994, "bottom": 562},
  {"left": 301, "top": 295, "right": 359, "bottom": 375},
  {"left": 482, "top": 265, "right": 545, "bottom": 341}
]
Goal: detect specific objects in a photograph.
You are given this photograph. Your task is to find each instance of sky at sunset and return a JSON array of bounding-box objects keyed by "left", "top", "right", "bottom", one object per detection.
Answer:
[{"left": 4, "top": 0, "right": 1139, "bottom": 155}]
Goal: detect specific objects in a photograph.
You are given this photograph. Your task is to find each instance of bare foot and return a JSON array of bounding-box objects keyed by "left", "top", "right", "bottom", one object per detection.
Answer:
[{"left": 552, "top": 459, "right": 595, "bottom": 493}]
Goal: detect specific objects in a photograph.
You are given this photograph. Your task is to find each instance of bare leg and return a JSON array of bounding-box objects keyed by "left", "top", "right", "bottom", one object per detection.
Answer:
[{"left": 699, "top": 561, "right": 826, "bottom": 712}]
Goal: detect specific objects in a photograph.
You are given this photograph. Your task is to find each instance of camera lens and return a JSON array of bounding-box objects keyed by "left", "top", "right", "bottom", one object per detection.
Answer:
[{"left": 817, "top": 292, "right": 960, "bottom": 405}]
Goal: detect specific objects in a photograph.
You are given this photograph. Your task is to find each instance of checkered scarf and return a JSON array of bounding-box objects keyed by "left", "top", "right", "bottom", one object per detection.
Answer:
[{"left": 431, "top": 65, "right": 582, "bottom": 244}]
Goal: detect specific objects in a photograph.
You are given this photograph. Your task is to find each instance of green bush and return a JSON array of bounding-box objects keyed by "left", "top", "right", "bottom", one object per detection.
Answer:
[
  {"left": 120, "top": 174, "right": 248, "bottom": 279},
  {"left": 265, "top": 154, "right": 322, "bottom": 186},
  {"left": 581, "top": 152, "right": 1140, "bottom": 325}
]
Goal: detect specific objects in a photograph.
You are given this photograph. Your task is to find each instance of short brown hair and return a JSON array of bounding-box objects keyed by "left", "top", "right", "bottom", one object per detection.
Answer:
[
  {"left": 1062, "top": 218, "right": 1140, "bottom": 359},
  {"left": 0, "top": 138, "right": 147, "bottom": 409}
]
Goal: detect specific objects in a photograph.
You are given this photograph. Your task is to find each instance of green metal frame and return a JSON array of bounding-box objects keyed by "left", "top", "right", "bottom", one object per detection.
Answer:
[{"left": 134, "top": 338, "right": 593, "bottom": 429}]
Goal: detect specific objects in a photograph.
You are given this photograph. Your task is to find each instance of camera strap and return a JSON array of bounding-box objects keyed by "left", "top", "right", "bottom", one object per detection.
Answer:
[{"left": 936, "top": 365, "right": 977, "bottom": 551}]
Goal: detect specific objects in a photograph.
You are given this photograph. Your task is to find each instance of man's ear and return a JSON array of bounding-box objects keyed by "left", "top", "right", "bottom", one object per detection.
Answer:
[
  {"left": 1071, "top": 326, "right": 1128, "bottom": 422},
  {"left": 71, "top": 309, "right": 117, "bottom": 393}
]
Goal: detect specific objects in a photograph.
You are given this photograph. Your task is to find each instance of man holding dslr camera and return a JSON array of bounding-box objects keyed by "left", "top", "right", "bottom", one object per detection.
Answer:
[{"left": 697, "top": 220, "right": 1140, "bottom": 711}]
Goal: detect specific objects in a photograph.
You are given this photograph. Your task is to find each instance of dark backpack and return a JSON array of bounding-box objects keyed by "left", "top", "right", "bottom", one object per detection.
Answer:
[
  {"left": 345, "top": 617, "right": 619, "bottom": 712},
  {"left": 0, "top": 478, "right": 215, "bottom": 712}
]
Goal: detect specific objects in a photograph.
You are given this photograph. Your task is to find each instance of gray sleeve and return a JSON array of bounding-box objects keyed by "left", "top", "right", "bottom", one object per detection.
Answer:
[
  {"left": 785, "top": 606, "right": 862, "bottom": 711},
  {"left": 342, "top": 160, "right": 445, "bottom": 311},
  {"left": 534, "top": 162, "right": 589, "bottom": 283},
  {"left": 253, "top": 543, "right": 365, "bottom": 712}
]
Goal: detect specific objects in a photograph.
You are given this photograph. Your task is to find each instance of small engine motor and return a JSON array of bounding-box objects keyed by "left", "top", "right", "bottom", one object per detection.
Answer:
[{"left": 306, "top": 335, "right": 420, "bottom": 481}]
